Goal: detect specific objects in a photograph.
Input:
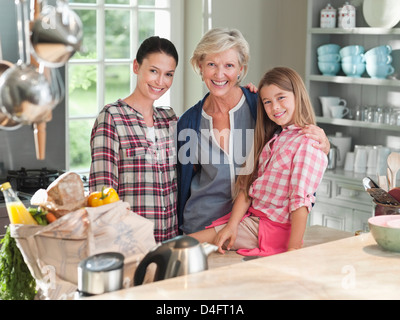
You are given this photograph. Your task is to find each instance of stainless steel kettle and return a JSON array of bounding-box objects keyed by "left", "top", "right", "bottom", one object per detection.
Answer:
[
  {"left": 134, "top": 235, "right": 218, "bottom": 285},
  {"left": 327, "top": 142, "right": 340, "bottom": 169}
]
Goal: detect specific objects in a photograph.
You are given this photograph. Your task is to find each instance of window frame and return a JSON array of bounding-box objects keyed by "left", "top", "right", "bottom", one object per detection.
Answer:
[{"left": 65, "top": 0, "right": 183, "bottom": 173}]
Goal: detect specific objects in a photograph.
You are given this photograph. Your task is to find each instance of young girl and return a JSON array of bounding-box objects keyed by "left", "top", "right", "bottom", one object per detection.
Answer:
[
  {"left": 89, "top": 36, "right": 179, "bottom": 243},
  {"left": 190, "top": 67, "right": 328, "bottom": 256}
]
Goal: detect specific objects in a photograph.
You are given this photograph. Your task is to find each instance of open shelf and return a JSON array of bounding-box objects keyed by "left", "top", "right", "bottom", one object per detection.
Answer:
[{"left": 316, "top": 117, "right": 400, "bottom": 132}]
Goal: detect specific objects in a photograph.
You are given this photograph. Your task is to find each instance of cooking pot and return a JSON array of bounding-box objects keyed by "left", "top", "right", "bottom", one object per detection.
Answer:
[
  {"left": 134, "top": 235, "right": 218, "bottom": 286},
  {"left": 0, "top": 34, "right": 22, "bottom": 130},
  {"left": 0, "top": 0, "right": 61, "bottom": 125},
  {"left": 78, "top": 252, "right": 124, "bottom": 296}
]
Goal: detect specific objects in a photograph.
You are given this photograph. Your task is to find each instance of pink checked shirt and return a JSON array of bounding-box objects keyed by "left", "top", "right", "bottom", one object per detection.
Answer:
[{"left": 249, "top": 125, "right": 328, "bottom": 224}]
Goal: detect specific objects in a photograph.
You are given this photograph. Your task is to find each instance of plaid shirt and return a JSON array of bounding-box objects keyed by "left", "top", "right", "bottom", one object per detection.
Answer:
[
  {"left": 249, "top": 125, "right": 327, "bottom": 224},
  {"left": 89, "top": 99, "right": 178, "bottom": 242}
]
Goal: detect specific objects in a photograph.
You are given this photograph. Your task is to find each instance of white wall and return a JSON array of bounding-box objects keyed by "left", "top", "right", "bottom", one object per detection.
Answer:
[{"left": 182, "top": 0, "right": 308, "bottom": 112}]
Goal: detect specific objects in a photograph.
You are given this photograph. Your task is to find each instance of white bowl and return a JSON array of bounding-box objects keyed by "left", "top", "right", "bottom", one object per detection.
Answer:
[{"left": 363, "top": 0, "right": 400, "bottom": 28}]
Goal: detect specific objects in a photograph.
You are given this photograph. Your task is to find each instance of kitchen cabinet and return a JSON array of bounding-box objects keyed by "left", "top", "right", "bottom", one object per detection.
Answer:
[
  {"left": 305, "top": 0, "right": 400, "bottom": 231},
  {"left": 309, "top": 169, "right": 373, "bottom": 232}
]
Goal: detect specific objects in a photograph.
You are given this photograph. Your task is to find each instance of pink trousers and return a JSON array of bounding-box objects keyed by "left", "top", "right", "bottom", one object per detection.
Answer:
[{"left": 207, "top": 207, "right": 291, "bottom": 257}]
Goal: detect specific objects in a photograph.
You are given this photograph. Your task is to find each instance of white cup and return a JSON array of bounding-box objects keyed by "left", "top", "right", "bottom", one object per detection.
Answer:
[
  {"left": 319, "top": 96, "right": 347, "bottom": 118},
  {"left": 344, "top": 152, "right": 355, "bottom": 171},
  {"left": 367, "top": 146, "right": 378, "bottom": 175},
  {"left": 330, "top": 105, "right": 350, "bottom": 118},
  {"left": 354, "top": 145, "right": 367, "bottom": 173},
  {"left": 376, "top": 146, "right": 391, "bottom": 176}
]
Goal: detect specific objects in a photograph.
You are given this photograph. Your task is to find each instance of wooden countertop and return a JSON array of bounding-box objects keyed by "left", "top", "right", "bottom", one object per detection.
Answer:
[{"left": 85, "top": 226, "right": 400, "bottom": 300}]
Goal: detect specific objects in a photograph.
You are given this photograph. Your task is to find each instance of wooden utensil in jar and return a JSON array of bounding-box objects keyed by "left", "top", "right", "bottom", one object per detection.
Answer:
[{"left": 387, "top": 152, "right": 400, "bottom": 189}]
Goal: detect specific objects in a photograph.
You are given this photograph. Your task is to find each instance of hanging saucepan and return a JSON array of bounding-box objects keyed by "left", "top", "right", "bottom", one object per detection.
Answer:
[
  {"left": 0, "top": 33, "right": 23, "bottom": 131},
  {"left": 30, "top": 0, "right": 83, "bottom": 68},
  {"left": 0, "top": 0, "right": 59, "bottom": 125}
]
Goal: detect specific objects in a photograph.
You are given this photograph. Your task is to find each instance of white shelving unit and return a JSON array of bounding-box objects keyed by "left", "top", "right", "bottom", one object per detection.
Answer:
[
  {"left": 305, "top": 0, "right": 400, "bottom": 232},
  {"left": 306, "top": 0, "right": 400, "bottom": 144}
]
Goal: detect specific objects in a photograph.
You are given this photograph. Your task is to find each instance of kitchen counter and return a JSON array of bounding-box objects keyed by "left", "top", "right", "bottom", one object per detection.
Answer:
[
  {"left": 86, "top": 226, "right": 400, "bottom": 300},
  {"left": 206, "top": 225, "right": 353, "bottom": 269}
]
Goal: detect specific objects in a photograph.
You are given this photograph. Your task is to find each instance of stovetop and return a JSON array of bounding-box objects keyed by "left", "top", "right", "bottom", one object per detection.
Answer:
[
  {"left": 0, "top": 167, "right": 65, "bottom": 204},
  {"left": 0, "top": 168, "right": 89, "bottom": 204}
]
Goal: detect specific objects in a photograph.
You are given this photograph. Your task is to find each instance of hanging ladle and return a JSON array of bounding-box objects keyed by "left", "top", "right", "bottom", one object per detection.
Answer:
[{"left": 30, "top": 0, "right": 65, "bottom": 159}]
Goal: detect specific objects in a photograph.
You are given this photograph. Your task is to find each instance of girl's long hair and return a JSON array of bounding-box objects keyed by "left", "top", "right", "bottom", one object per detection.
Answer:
[{"left": 235, "top": 67, "right": 317, "bottom": 200}]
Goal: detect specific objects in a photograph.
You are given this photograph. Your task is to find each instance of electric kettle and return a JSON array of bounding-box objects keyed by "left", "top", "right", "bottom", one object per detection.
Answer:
[{"left": 134, "top": 235, "right": 218, "bottom": 285}]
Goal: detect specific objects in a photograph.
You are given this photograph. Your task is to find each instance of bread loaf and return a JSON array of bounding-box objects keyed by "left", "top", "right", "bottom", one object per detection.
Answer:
[{"left": 44, "top": 172, "right": 87, "bottom": 217}]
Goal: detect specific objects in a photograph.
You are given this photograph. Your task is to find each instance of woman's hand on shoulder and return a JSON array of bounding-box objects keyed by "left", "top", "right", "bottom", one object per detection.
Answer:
[
  {"left": 245, "top": 82, "right": 258, "bottom": 93},
  {"left": 301, "top": 124, "right": 330, "bottom": 155}
]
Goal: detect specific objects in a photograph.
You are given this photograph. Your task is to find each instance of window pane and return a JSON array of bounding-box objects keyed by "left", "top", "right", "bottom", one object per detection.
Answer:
[
  {"left": 106, "top": 0, "right": 130, "bottom": 4},
  {"left": 105, "top": 10, "right": 130, "bottom": 59},
  {"left": 139, "top": 0, "right": 169, "bottom": 8},
  {"left": 68, "top": 64, "right": 98, "bottom": 117},
  {"left": 105, "top": 64, "right": 131, "bottom": 104},
  {"left": 69, "top": 0, "right": 96, "bottom": 3},
  {"left": 154, "top": 10, "right": 170, "bottom": 39},
  {"left": 139, "top": 0, "right": 155, "bottom": 6},
  {"left": 69, "top": 119, "right": 93, "bottom": 171},
  {"left": 72, "top": 10, "right": 97, "bottom": 59},
  {"left": 138, "top": 11, "right": 155, "bottom": 42}
]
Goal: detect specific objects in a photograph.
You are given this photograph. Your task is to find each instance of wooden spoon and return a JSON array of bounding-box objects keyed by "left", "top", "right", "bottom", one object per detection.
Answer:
[
  {"left": 387, "top": 152, "right": 400, "bottom": 189},
  {"left": 387, "top": 167, "right": 392, "bottom": 190}
]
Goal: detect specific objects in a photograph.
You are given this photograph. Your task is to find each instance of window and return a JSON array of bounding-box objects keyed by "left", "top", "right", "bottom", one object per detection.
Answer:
[{"left": 66, "top": 0, "right": 183, "bottom": 173}]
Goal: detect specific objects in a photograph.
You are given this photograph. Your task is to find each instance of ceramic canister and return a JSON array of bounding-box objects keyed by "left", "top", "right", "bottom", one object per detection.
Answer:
[
  {"left": 320, "top": 3, "right": 337, "bottom": 28},
  {"left": 338, "top": 2, "right": 356, "bottom": 28}
]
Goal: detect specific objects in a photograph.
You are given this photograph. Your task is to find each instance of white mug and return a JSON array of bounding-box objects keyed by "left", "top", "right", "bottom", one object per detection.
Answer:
[
  {"left": 344, "top": 152, "right": 355, "bottom": 171},
  {"left": 376, "top": 146, "right": 391, "bottom": 176},
  {"left": 330, "top": 105, "right": 350, "bottom": 118},
  {"left": 319, "top": 96, "right": 347, "bottom": 118},
  {"left": 354, "top": 145, "right": 367, "bottom": 173},
  {"left": 366, "top": 146, "right": 378, "bottom": 175}
]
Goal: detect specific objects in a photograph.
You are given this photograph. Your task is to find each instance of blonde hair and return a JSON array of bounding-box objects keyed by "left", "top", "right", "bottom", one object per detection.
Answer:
[
  {"left": 235, "top": 67, "right": 316, "bottom": 199},
  {"left": 190, "top": 28, "right": 250, "bottom": 84}
]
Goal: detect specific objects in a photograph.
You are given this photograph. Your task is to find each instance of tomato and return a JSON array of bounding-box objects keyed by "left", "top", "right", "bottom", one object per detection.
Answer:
[{"left": 88, "top": 186, "right": 120, "bottom": 207}]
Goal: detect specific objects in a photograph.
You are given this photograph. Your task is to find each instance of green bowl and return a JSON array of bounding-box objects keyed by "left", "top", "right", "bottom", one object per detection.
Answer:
[{"left": 369, "top": 215, "right": 400, "bottom": 252}]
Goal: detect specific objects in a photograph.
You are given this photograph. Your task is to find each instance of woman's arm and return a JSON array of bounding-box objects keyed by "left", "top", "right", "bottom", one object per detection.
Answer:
[
  {"left": 287, "top": 206, "right": 308, "bottom": 251},
  {"left": 300, "top": 124, "right": 330, "bottom": 155},
  {"left": 214, "top": 191, "right": 251, "bottom": 253},
  {"left": 89, "top": 111, "right": 120, "bottom": 192}
]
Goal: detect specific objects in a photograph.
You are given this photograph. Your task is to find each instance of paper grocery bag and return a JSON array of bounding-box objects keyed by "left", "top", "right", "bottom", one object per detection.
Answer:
[{"left": 10, "top": 201, "right": 156, "bottom": 300}]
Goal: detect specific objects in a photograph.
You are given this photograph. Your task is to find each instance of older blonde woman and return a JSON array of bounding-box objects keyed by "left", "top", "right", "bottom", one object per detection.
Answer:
[{"left": 177, "top": 28, "right": 329, "bottom": 234}]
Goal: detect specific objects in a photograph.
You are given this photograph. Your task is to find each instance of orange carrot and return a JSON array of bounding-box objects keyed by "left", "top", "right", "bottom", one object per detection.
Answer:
[{"left": 46, "top": 212, "right": 57, "bottom": 223}]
